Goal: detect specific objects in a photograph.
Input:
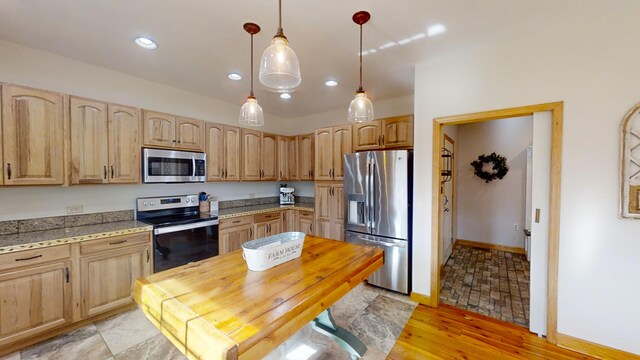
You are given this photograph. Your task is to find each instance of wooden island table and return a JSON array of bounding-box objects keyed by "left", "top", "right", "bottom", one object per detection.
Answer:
[{"left": 133, "top": 235, "right": 384, "bottom": 360}]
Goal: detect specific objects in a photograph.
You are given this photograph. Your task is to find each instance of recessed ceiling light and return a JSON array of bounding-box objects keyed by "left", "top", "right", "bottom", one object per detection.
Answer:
[
  {"left": 280, "top": 93, "right": 292, "bottom": 99},
  {"left": 324, "top": 80, "right": 338, "bottom": 87},
  {"left": 134, "top": 36, "right": 158, "bottom": 49},
  {"left": 228, "top": 73, "right": 242, "bottom": 80},
  {"left": 427, "top": 24, "right": 446, "bottom": 37}
]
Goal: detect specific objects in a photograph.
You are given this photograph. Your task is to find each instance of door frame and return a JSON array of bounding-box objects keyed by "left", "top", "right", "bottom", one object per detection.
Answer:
[
  {"left": 440, "top": 134, "right": 455, "bottom": 266},
  {"left": 430, "top": 102, "right": 563, "bottom": 343}
]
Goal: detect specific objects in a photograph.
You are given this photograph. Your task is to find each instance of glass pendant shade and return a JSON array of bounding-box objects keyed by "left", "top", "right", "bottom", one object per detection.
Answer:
[
  {"left": 239, "top": 97, "right": 264, "bottom": 126},
  {"left": 259, "top": 36, "right": 302, "bottom": 92},
  {"left": 348, "top": 91, "right": 374, "bottom": 123}
]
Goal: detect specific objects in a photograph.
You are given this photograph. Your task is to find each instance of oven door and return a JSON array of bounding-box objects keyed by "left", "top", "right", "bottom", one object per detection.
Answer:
[
  {"left": 153, "top": 220, "right": 219, "bottom": 273},
  {"left": 143, "top": 148, "right": 206, "bottom": 183}
]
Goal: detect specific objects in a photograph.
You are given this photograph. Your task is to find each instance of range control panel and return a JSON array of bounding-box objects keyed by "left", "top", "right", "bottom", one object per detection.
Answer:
[{"left": 136, "top": 194, "right": 199, "bottom": 212}]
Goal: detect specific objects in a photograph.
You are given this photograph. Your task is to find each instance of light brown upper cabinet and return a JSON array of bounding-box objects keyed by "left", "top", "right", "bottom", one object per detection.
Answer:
[
  {"left": 241, "top": 129, "right": 262, "bottom": 181},
  {"left": 70, "top": 99, "right": 140, "bottom": 184},
  {"left": 142, "top": 110, "right": 204, "bottom": 151},
  {"left": 277, "top": 136, "right": 298, "bottom": 181},
  {"left": 298, "top": 134, "right": 314, "bottom": 180},
  {"left": 206, "top": 123, "right": 240, "bottom": 182},
  {"left": 2, "top": 85, "right": 65, "bottom": 185},
  {"left": 261, "top": 133, "right": 278, "bottom": 181},
  {"left": 352, "top": 115, "right": 414, "bottom": 151},
  {"left": 315, "top": 125, "right": 352, "bottom": 181}
]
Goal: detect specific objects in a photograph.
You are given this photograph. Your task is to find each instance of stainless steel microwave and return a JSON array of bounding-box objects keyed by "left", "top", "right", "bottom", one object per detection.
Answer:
[{"left": 142, "top": 148, "right": 206, "bottom": 183}]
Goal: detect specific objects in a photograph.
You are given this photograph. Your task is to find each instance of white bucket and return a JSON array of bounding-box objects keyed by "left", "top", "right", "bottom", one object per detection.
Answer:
[{"left": 242, "top": 232, "right": 305, "bottom": 271}]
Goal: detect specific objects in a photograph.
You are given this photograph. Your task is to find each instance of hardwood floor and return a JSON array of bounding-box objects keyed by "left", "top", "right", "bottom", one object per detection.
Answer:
[{"left": 388, "top": 304, "right": 595, "bottom": 359}]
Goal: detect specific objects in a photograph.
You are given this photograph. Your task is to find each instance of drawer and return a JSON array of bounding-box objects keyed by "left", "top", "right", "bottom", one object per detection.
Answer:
[
  {"left": 0, "top": 245, "right": 71, "bottom": 272},
  {"left": 254, "top": 212, "right": 281, "bottom": 223},
  {"left": 219, "top": 215, "right": 254, "bottom": 230},
  {"left": 80, "top": 232, "right": 150, "bottom": 255},
  {"left": 298, "top": 211, "right": 314, "bottom": 219}
]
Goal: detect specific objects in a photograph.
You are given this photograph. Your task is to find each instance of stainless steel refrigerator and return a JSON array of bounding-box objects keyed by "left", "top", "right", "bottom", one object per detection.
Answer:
[{"left": 344, "top": 150, "right": 412, "bottom": 294}]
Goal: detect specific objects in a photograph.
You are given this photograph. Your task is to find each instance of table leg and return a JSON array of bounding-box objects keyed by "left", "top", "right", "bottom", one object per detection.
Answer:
[{"left": 311, "top": 309, "right": 367, "bottom": 359}]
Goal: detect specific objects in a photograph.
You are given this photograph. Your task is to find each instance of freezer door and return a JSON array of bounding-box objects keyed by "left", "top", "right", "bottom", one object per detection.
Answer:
[
  {"left": 345, "top": 231, "right": 409, "bottom": 294},
  {"left": 370, "top": 150, "right": 409, "bottom": 239},
  {"left": 344, "top": 152, "right": 370, "bottom": 234}
]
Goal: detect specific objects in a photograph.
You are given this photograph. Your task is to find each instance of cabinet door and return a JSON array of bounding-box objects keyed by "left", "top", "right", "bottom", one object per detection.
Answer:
[
  {"left": 261, "top": 133, "right": 278, "bottom": 181},
  {"left": 80, "top": 245, "right": 150, "bottom": 318},
  {"left": 109, "top": 105, "right": 140, "bottom": 183},
  {"left": 382, "top": 115, "right": 413, "bottom": 148},
  {"left": 2, "top": 85, "right": 65, "bottom": 185},
  {"left": 224, "top": 126, "right": 241, "bottom": 181},
  {"left": 288, "top": 137, "right": 299, "bottom": 180},
  {"left": 143, "top": 110, "right": 175, "bottom": 148},
  {"left": 298, "top": 211, "right": 314, "bottom": 235},
  {"left": 277, "top": 136, "right": 289, "bottom": 180},
  {"left": 315, "top": 184, "right": 332, "bottom": 221},
  {"left": 241, "top": 129, "right": 262, "bottom": 181},
  {"left": 176, "top": 117, "right": 204, "bottom": 151},
  {"left": 206, "top": 123, "right": 225, "bottom": 182},
  {"left": 0, "top": 261, "right": 72, "bottom": 346},
  {"left": 315, "top": 219, "right": 332, "bottom": 239},
  {"left": 331, "top": 185, "right": 345, "bottom": 241},
  {"left": 253, "top": 221, "right": 269, "bottom": 239},
  {"left": 314, "top": 128, "right": 333, "bottom": 180},
  {"left": 298, "top": 134, "right": 314, "bottom": 180},
  {"left": 70, "top": 97, "right": 109, "bottom": 184},
  {"left": 267, "top": 219, "right": 281, "bottom": 236},
  {"left": 281, "top": 210, "right": 297, "bottom": 232},
  {"left": 332, "top": 126, "right": 352, "bottom": 180},
  {"left": 353, "top": 121, "right": 382, "bottom": 151},
  {"left": 219, "top": 224, "right": 252, "bottom": 254}
]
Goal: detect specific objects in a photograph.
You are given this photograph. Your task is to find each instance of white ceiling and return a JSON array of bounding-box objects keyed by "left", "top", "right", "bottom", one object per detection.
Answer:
[{"left": 0, "top": 0, "right": 627, "bottom": 118}]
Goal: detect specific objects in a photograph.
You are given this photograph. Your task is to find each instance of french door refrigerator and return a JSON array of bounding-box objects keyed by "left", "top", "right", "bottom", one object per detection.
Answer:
[{"left": 344, "top": 150, "right": 412, "bottom": 294}]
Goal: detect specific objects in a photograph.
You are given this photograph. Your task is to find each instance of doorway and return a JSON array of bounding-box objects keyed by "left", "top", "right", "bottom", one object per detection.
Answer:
[{"left": 430, "top": 102, "right": 563, "bottom": 343}]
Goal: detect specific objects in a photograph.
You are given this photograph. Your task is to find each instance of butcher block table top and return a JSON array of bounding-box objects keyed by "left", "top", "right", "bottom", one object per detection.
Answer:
[{"left": 133, "top": 235, "right": 384, "bottom": 360}]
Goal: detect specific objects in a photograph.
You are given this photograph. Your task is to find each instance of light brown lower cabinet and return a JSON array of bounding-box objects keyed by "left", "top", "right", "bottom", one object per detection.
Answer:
[
  {"left": 315, "top": 183, "right": 344, "bottom": 241},
  {"left": 254, "top": 211, "right": 281, "bottom": 238},
  {"left": 0, "top": 231, "right": 152, "bottom": 352},
  {"left": 297, "top": 211, "right": 314, "bottom": 235},
  {"left": 281, "top": 209, "right": 297, "bottom": 232},
  {"left": 219, "top": 215, "right": 254, "bottom": 254}
]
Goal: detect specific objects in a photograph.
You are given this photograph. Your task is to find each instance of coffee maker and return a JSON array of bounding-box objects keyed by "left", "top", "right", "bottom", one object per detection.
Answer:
[{"left": 279, "top": 184, "right": 295, "bottom": 205}]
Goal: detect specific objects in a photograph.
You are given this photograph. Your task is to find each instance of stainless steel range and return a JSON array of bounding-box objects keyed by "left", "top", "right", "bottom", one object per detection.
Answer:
[{"left": 136, "top": 194, "right": 218, "bottom": 273}]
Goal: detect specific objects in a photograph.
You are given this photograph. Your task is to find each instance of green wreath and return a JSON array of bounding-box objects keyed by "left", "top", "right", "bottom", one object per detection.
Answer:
[{"left": 470, "top": 152, "right": 509, "bottom": 183}]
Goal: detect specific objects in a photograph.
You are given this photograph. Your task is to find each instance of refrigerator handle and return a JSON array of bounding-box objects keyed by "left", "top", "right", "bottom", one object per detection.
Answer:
[{"left": 370, "top": 161, "right": 376, "bottom": 230}]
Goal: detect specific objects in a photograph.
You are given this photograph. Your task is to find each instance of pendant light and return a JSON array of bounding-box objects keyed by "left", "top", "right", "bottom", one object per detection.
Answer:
[
  {"left": 259, "top": 0, "right": 301, "bottom": 92},
  {"left": 239, "top": 23, "right": 264, "bottom": 127},
  {"left": 348, "top": 11, "right": 374, "bottom": 123}
]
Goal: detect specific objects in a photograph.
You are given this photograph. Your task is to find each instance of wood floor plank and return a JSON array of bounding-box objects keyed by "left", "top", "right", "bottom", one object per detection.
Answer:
[{"left": 388, "top": 304, "right": 596, "bottom": 360}]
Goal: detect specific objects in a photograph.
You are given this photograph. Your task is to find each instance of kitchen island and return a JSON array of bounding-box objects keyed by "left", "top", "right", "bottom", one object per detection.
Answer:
[{"left": 133, "top": 235, "right": 383, "bottom": 360}]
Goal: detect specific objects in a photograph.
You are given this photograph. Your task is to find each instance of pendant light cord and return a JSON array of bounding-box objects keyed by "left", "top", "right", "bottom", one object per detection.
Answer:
[
  {"left": 277, "top": 0, "right": 284, "bottom": 36},
  {"left": 250, "top": 33, "right": 254, "bottom": 97},
  {"left": 359, "top": 24, "right": 363, "bottom": 92}
]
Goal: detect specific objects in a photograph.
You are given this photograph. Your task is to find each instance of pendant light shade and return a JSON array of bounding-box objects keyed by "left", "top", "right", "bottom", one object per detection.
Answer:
[
  {"left": 240, "top": 23, "right": 264, "bottom": 127},
  {"left": 348, "top": 11, "right": 374, "bottom": 123},
  {"left": 259, "top": 0, "right": 301, "bottom": 92}
]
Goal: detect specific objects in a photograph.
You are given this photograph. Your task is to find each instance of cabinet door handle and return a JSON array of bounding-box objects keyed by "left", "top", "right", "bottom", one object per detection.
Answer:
[
  {"left": 6, "top": 163, "right": 11, "bottom": 180},
  {"left": 109, "top": 239, "right": 127, "bottom": 245},
  {"left": 224, "top": 168, "right": 227, "bottom": 178},
  {"left": 104, "top": 165, "right": 107, "bottom": 180},
  {"left": 381, "top": 135, "right": 385, "bottom": 145},
  {"left": 111, "top": 165, "right": 115, "bottom": 179},
  {"left": 147, "top": 249, "right": 150, "bottom": 263},
  {"left": 308, "top": 170, "right": 311, "bottom": 177},
  {"left": 310, "top": 223, "right": 313, "bottom": 232},
  {"left": 15, "top": 254, "right": 42, "bottom": 262},
  {"left": 65, "top": 267, "right": 70, "bottom": 283},
  {"left": 249, "top": 228, "right": 253, "bottom": 237}
]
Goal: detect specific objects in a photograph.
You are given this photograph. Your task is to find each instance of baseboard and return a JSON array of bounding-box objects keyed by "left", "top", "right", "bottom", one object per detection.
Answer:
[
  {"left": 456, "top": 239, "right": 526, "bottom": 254},
  {"left": 410, "top": 292, "right": 434, "bottom": 307},
  {"left": 556, "top": 333, "right": 640, "bottom": 360}
]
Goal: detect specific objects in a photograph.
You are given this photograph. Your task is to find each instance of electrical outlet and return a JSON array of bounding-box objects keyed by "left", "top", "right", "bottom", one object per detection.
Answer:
[
  {"left": 66, "top": 205, "right": 84, "bottom": 214},
  {"left": 249, "top": 193, "right": 256, "bottom": 199},
  {"left": 513, "top": 223, "right": 519, "bottom": 231}
]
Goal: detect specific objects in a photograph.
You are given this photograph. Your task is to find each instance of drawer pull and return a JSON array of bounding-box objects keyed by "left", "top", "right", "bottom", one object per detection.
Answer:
[
  {"left": 15, "top": 254, "right": 43, "bottom": 262},
  {"left": 109, "top": 240, "right": 128, "bottom": 245},
  {"left": 232, "top": 220, "right": 242, "bottom": 223}
]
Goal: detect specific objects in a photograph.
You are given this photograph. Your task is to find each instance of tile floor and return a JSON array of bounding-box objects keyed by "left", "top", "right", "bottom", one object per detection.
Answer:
[
  {"left": 1, "top": 283, "right": 416, "bottom": 360},
  {"left": 440, "top": 244, "right": 530, "bottom": 327}
]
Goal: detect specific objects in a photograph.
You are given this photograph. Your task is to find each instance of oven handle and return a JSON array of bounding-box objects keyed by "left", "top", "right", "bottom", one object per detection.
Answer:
[{"left": 154, "top": 219, "right": 219, "bottom": 235}]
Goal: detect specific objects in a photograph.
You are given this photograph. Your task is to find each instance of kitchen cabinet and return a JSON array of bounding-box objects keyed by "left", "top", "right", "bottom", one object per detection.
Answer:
[
  {"left": 277, "top": 136, "right": 298, "bottom": 181},
  {"left": 206, "top": 123, "right": 241, "bottom": 182},
  {"left": 70, "top": 99, "right": 140, "bottom": 184},
  {"left": 142, "top": 111, "right": 204, "bottom": 151},
  {"left": 297, "top": 210, "right": 314, "bottom": 235},
  {"left": 2, "top": 85, "right": 65, "bottom": 185},
  {"left": 314, "top": 183, "right": 344, "bottom": 240},
  {"left": 298, "top": 134, "right": 314, "bottom": 180},
  {"left": 315, "top": 126, "right": 351, "bottom": 181},
  {"left": 0, "top": 247, "right": 72, "bottom": 347},
  {"left": 253, "top": 212, "right": 281, "bottom": 238},
  {"left": 79, "top": 236, "right": 151, "bottom": 318},
  {"left": 219, "top": 215, "right": 254, "bottom": 254},
  {"left": 281, "top": 209, "right": 297, "bottom": 232},
  {"left": 352, "top": 115, "right": 414, "bottom": 151},
  {"left": 288, "top": 137, "right": 299, "bottom": 180},
  {"left": 241, "top": 130, "right": 277, "bottom": 181}
]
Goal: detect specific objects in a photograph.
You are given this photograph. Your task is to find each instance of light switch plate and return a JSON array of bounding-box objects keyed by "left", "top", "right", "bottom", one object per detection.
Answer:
[{"left": 66, "top": 205, "right": 84, "bottom": 214}]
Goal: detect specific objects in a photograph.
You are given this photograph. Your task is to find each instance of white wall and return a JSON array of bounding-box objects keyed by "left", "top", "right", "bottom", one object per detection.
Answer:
[
  {"left": 0, "top": 39, "right": 312, "bottom": 220},
  {"left": 456, "top": 116, "right": 532, "bottom": 248},
  {"left": 284, "top": 95, "right": 414, "bottom": 134},
  {"left": 413, "top": 4, "right": 640, "bottom": 354}
]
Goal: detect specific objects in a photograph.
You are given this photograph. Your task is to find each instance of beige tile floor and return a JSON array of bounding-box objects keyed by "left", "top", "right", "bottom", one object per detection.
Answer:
[{"left": 1, "top": 283, "right": 416, "bottom": 360}]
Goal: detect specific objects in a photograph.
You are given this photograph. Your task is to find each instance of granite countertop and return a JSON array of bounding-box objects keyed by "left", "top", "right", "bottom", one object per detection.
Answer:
[
  {"left": 0, "top": 220, "right": 153, "bottom": 254},
  {"left": 218, "top": 203, "right": 314, "bottom": 219}
]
